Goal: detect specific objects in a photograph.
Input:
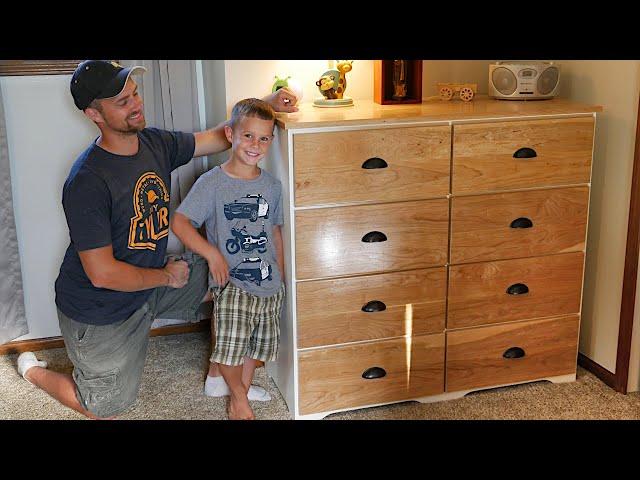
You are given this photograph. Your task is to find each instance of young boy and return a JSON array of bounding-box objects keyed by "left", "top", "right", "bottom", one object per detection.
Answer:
[{"left": 171, "top": 98, "right": 285, "bottom": 420}]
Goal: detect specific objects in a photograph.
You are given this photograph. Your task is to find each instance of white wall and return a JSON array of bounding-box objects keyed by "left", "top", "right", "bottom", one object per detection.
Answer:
[
  {"left": 223, "top": 60, "right": 374, "bottom": 114},
  {"left": 222, "top": 60, "right": 496, "bottom": 111},
  {"left": 422, "top": 60, "right": 494, "bottom": 97},
  {"left": 558, "top": 61, "right": 640, "bottom": 379},
  {"left": 1, "top": 74, "right": 97, "bottom": 340}
]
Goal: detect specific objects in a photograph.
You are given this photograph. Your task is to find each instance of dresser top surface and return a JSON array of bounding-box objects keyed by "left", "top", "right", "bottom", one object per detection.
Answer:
[{"left": 275, "top": 96, "right": 602, "bottom": 129}]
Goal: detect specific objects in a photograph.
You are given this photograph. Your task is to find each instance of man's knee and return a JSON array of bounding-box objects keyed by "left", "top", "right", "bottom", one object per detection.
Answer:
[
  {"left": 75, "top": 368, "right": 139, "bottom": 419},
  {"left": 82, "top": 386, "right": 137, "bottom": 419}
]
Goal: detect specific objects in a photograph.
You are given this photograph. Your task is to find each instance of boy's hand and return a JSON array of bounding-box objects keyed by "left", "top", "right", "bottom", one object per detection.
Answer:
[
  {"left": 207, "top": 248, "right": 229, "bottom": 286},
  {"left": 264, "top": 87, "right": 299, "bottom": 113},
  {"left": 164, "top": 258, "right": 189, "bottom": 288}
]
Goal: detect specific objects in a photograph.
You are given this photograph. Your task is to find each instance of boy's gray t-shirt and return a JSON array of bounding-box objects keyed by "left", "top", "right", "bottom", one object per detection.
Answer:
[{"left": 177, "top": 166, "right": 284, "bottom": 297}]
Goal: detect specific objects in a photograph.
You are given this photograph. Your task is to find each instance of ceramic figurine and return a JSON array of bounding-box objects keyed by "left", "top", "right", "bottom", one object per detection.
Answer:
[
  {"left": 272, "top": 75, "right": 291, "bottom": 93},
  {"left": 313, "top": 60, "right": 354, "bottom": 108},
  {"left": 335, "top": 60, "right": 353, "bottom": 99},
  {"left": 315, "top": 73, "right": 338, "bottom": 99},
  {"left": 271, "top": 75, "right": 303, "bottom": 105}
]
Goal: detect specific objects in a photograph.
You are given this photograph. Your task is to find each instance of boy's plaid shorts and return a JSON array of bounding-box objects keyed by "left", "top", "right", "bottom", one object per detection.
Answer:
[{"left": 210, "top": 282, "right": 285, "bottom": 366}]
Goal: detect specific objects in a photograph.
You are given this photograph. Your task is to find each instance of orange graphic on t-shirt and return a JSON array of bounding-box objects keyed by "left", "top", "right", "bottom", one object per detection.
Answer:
[{"left": 128, "top": 172, "right": 170, "bottom": 250}]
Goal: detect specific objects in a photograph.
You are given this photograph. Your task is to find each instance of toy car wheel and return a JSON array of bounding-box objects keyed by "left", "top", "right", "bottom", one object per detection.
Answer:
[
  {"left": 460, "top": 87, "right": 474, "bottom": 102},
  {"left": 439, "top": 86, "right": 453, "bottom": 101}
]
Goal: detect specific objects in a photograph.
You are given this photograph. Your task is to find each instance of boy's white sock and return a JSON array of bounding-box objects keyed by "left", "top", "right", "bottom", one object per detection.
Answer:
[
  {"left": 204, "top": 375, "right": 229, "bottom": 397},
  {"left": 204, "top": 375, "right": 271, "bottom": 401},
  {"left": 17, "top": 352, "right": 48, "bottom": 384}
]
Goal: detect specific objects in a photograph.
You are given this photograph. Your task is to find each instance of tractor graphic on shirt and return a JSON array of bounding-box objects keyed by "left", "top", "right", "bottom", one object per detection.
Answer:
[{"left": 224, "top": 194, "right": 269, "bottom": 222}]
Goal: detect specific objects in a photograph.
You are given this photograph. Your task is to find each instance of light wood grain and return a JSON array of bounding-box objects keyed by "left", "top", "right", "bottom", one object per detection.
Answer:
[
  {"left": 446, "top": 315, "right": 579, "bottom": 392},
  {"left": 450, "top": 186, "right": 589, "bottom": 264},
  {"left": 448, "top": 252, "right": 584, "bottom": 328},
  {"left": 275, "top": 97, "right": 601, "bottom": 130},
  {"left": 293, "top": 126, "right": 450, "bottom": 206},
  {"left": 296, "top": 268, "right": 446, "bottom": 348},
  {"left": 266, "top": 100, "right": 601, "bottom": 417},
  {"left": 295, "top": 199, "right": 449, "bottom": 279},
  {"left": 452, "top": 117, "right": 594, "bottom": 193},
  {"left": 298, "top": 334, "right": 445, "bottom": 415}
]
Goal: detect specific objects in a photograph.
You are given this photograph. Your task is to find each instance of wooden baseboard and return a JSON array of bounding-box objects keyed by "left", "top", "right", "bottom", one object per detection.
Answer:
[
  {"left": 0, "top": 337, "right": 66, "bottom": 355},
  {"left": 149, "top": 319, "right": 210, "bottom": 337},
  {"left": 577, "top": 352, "right": 621, "bottom": 392},
  {"left": 0, "top": 319, "right": 211, "bottom": 356}
]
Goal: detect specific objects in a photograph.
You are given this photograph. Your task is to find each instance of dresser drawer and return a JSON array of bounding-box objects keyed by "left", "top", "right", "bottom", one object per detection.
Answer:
[
  {"left": 295, "top": 199, "right": 449, "bottom": 279},
  {"left": 448, "top": 252, "right": 584, "bottom": 329},
  {"left": 446, "top": 315, "right": 579, "bottom": 392},
  {"left": 297, "top": 267, "right": 446, "bottom": 348},
  {"left": 293, "top": 126, "right": 450, "bottom": 207},
  {"left": 450, "top": 186, "right": 589, "bottom": 264},
  {"left": 298, "top": 334, "right": 445, "bottom": 415},
  {"left": 452, "top": 117, "right": 594, "bottom": 194}
]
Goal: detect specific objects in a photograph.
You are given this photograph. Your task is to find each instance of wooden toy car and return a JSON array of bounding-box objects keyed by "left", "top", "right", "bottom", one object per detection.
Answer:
[{"left": 437, "top": 83, "right": 478, "bottom": 102}]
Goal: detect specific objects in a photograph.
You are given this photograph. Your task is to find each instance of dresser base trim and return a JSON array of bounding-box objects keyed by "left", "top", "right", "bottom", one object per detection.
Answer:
[
  {"left": 443, "top": 373, "right": 576, "bottom": 400},
  {"left": 294, "top": 373, "right": 576, "bottom": 419}
]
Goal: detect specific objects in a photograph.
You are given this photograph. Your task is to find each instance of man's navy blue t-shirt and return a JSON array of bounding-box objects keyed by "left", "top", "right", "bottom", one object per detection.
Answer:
[{"left": 55, "top": 128, "right": 195, "bottom": 325}]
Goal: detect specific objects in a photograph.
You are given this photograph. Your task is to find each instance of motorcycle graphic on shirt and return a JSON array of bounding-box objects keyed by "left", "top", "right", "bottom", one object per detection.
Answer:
[
  {"left": 230, "top": 257, "right": 273, "bottom": 286},
  {"left": 226, "top": 222, "right": 268, "bottom": 254},
  {"left": 224, "top": 194, "right": 269, "bottom": 222}
]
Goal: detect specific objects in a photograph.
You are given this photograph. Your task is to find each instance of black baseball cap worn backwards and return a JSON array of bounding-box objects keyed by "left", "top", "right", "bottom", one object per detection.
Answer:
[{"left": 70, "top": 60, "right": 146, "bottom": 110}]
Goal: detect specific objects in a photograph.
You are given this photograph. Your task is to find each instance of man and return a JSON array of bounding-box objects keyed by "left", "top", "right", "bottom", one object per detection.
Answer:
[{"left": 16, "top": 60, "right": 297, "bottom": 419}]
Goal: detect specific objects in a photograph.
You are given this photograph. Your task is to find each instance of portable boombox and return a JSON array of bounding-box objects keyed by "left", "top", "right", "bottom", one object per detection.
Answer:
[{"left": 488, "top": 62, "right": 560, "bottom": 100}]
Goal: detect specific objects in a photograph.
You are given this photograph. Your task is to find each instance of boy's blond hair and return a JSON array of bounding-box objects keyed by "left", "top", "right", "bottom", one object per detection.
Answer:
[{"left": 230, "top": 98, "right": 276, "bottom": 128}]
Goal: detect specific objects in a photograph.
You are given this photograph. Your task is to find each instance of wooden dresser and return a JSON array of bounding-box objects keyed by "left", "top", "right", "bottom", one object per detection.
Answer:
[{"left": 263, "top": 97, "right": 601, "bottom": 419}]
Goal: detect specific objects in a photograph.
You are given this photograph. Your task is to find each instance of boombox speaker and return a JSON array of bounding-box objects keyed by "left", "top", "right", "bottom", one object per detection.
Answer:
[{"left": 489, "top": 62, "right": 560, "bottom": 100}]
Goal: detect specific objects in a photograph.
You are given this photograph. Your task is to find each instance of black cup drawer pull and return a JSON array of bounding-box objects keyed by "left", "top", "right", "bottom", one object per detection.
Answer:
[
  {"left": 503, "top": 347, "right": 526, "bottom": 359},
  {"left": 362, "top": 157, "right": 388, "bottom": 169},
  {"left": 362, "top": 300, "right": 387, "bottom": 312},
  {"left": 506, "top": 283, "right": 529, "bottom": 295},
  {"left": 362, "top": 231, "right": 387, "bottom": 243},
  {"left": 510, "top": 217, "right": 533, "bottom": 229},
  {"left": 362, "top": 367, "right": 387, "bottom": 379},
  {"left": 513, "top": 147, "right": 537, "bottom": 159}
]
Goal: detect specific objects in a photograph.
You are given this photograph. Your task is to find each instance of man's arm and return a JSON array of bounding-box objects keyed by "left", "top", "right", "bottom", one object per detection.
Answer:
[
  {"left": 171, "top": 211, "right": 229, "bottom": 286},
  {"left": 193, "top": 120, "right": 231, "bottom": 158},
  {"left": 192, "top": 87, "right": 299, "bottom": 158},
  {"left": 79, "top": 245, "right": 188, "bottom": 291},
  {"left": 273, "top": 225, "right": 285, "bottom": 283}
]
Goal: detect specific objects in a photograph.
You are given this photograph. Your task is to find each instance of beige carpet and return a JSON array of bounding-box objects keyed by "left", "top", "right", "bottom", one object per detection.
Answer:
[{"left": 1, "top": 331, "right": 639, "bottom": 420}]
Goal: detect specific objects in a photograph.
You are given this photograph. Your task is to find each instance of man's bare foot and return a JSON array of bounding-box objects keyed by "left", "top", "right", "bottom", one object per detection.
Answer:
[{"left": 228, "top": 395, "right": 255, "bottom": 420}]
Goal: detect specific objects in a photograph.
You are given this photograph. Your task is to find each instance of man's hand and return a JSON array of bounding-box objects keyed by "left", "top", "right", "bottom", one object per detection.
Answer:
[
  {"left": 207, "top": 247, "right": 229, "bottom": 287},
  {"left": 164, "top": 258, "right": 189, "bottom": 288},
  {"left": 263, "top": 87, "right": 299, "bottom": 113}
]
